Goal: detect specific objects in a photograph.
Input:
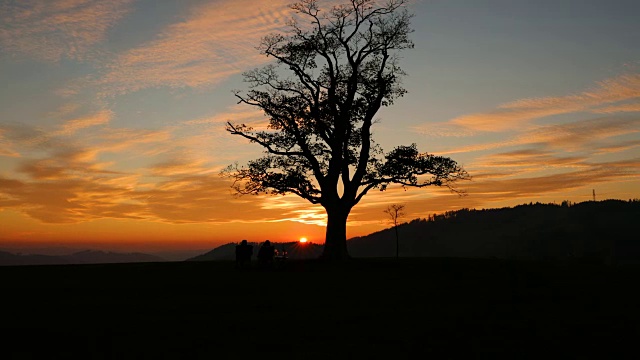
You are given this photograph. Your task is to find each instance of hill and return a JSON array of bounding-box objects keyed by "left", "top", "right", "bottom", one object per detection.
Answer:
[
  {"left": 0, "top": 250, "right": 166, "bottom": 266},
  {"left": 348, "top": 199, "right": 640, "bottom": 263},
  {"left": 189, "top": 199, "right": 640, "bottom": 264}
]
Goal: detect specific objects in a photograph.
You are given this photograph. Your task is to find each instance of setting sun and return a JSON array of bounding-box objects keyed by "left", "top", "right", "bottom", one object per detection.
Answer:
[{"left": 299, "top": 237, "right": 308, "bottom": 243}]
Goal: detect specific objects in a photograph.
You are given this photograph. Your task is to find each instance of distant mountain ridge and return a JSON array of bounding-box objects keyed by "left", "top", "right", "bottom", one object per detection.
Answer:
[{"left": 0, "top": 250, "right": 166, "bottom": 266}]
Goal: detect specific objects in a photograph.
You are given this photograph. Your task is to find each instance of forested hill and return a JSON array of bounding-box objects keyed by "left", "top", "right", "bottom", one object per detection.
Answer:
[{"left": 347, "top": 199, "right": 640, "bottom": 263}]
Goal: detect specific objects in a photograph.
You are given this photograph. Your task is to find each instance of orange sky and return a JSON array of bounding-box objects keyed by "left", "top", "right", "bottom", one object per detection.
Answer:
[{"left": 1, "top": 0, "right": 639, "bottom": 255}]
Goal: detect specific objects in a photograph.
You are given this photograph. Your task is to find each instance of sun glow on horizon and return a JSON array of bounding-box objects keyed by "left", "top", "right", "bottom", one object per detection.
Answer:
[{"left": 299, "top": 237, "right": 308, "bottom": 243}]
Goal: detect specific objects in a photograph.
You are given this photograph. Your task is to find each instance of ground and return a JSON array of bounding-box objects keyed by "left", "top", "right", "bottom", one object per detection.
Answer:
[{"left": 2, "top": 258, "right": 639, "bottom": 358}]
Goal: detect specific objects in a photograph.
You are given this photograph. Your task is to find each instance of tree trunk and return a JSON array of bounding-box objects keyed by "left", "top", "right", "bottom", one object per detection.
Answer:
[
  {"left": 321, "top": 205, "right": 351, "bottom": 261},
  {"left": 395, "top": 225, "right": 399, "bottom": 260}
]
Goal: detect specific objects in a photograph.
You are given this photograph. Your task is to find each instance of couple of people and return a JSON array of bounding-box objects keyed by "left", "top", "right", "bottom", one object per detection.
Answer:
[{"left": 235, "top": 239, "right": 275, "bottom": 268}]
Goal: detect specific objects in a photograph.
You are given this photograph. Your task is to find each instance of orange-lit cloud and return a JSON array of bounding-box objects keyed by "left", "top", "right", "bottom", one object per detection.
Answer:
[
  {"left": 99, "top": 0, "right": 295, "bottom": 95},
  {"left": 461, "top": 158, "right": 640, "bottom": 200},
  {"left": 97, "top": 0, "right": 348, "bottom": 95},
  {"left": 183, "top": 104, "right": 263, "bottom": 126},
  {"left": 355, "top": 154, "right": 640, "bottom": 225},
  {"left": 54, "top": 110, "right": 112, "bottom": 136},
  {"left": 0, "top": 128, "right": 21, "bottom": 157},
  {"left": 0, "top": 111, "right": 327, "bottom": 226},
  {"left": 592, "top": 102, "right": 640, "bottom": 114},
  {"left": 438, "top": 115, "right": 640, "bottom": 202},
  {"left": 404, "top": 75, "right": 640, "bottom": 216},
  {"left": 0, "top": 0, "right": 133, "bottom": 61},
  {"left": 47, "top": 103, "right": 82, "bottom": 119},
  {"left": 439, "top": 115, "right": 640, "bottom": 156},
  {"left": 437, "top": 74, "right": 640, "bottom": 132}
]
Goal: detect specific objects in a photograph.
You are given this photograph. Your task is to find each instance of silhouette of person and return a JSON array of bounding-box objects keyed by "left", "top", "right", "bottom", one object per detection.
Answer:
[
  {"left": 235, "top": 239, "right": 253, "bottom": 269},
  {"left": 257, "top": 240, "right": 275, "bottom": 268}
]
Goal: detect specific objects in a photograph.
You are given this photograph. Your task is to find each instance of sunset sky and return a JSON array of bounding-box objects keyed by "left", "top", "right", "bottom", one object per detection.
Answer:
[{"left": 1, "top": 0, "right": 639, "bottom": 256}]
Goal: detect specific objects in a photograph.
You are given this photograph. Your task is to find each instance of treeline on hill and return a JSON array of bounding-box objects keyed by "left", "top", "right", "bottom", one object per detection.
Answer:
[
  {"left": 188, "top": 199, "right": 639, "bottom": 264},
  {"left": 347, "top": 199, "right": 640, "bottom": 264}
]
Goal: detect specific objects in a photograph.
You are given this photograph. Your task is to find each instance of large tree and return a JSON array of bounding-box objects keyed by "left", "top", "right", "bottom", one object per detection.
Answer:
[{"left": 223, "top": 0, "right": 470, "bottom": 261}]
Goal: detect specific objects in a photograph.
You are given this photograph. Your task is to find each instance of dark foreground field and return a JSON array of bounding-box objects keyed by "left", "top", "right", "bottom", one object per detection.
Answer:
[{"left": 2, "top": 258, "right": 639, "bottom": 359}]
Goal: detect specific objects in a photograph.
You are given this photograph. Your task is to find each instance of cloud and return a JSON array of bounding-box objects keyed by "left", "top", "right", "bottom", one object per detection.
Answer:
[
  {"left": 0, "top": 110, "right": 116, "bottom": 159},
  {"left": 592, "top": 102, "right": 640, "bottom": 114},
  {"left": 0, "top": 0, "right": 133, "bottom": 61},
  {"left": 259, "top": 195, "right": 327, "bottom": 226},
  {"left": 596, "top": 139, "right": 640, "bottom": 155},
  {"left": 147, "top": 157, "right": 210, "bottom": 178},
  {"left": 83, "top": 127, "right": 174, "bottom": 157},
  {"left": 183, "top": 104, "right": 263, "bottom": 126},
  {"left": 411, "top": 122, "right": 477, "bottom": 137},
  {"left": 0, "top": 175, "right": 148, "bottom": 223},
  {"left": 473, "top": 149, "right": 589, "bottom": 173},
  {"left": 98, "top": 0, "right": 348, "bottom": 95},
  {"left": 47, "top": 103, "right": 81, "bottom": 119},
  {"left": 0, "top": 136, "right": 248, "bottom": 224},
  {"left": 54, "top": 110, "right": 112, "bottom": 136},
  {"left": 439, "top": 115, "right": 640, "bottom": 189},
  {"left": 0, "top": 128, "right": 21, "bottom": 157},
  {"left": 461, "top": 159, "right": 640, "bottom": 201},
  {"left": 0, "top": 113, "right": 329, "bottom": 225},
  {"left": 0, "top": 124, "right": 148, "bottom": 224},
  {"left": 410, "top": 104, "right": 640, "bottom": 212},
  {"left": 132, "top": 174, "right": 270, "bottom": 224},
  {"left": 445, "top": 73, "right": 640, "bottom": 132},
  {"left": 353, "top": 154, "right": 640, "bottom": 225},
  {"left": 516, "top": 116, "right": 640, "bottom": 152},
  {"left": 436, "top": 114, "right": 640, "bottom": 158},
  {"left": 98, "top": 0, "right": 295, "bottom": 95}
]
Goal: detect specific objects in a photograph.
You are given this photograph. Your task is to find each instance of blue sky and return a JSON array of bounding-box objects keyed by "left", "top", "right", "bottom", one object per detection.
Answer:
[{"left": 1, "top": 0, "right": 639, "bottom": 253}]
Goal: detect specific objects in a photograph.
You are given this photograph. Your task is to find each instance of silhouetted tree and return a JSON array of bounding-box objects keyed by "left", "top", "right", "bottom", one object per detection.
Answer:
[
  {"left": 384, "top": 203, "right": 405, "bottom": 259},
  {"left": 223, "top": 0, "right": 470, "bottom": 261}
]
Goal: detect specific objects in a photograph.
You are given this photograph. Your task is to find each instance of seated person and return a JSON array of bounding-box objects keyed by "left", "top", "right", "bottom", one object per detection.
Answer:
[
  {"left": 235, "top": 239, "right": 253, "bottom": 268},
  {"left": 257, "top": 240, "right": 275, "bottom": 266}
]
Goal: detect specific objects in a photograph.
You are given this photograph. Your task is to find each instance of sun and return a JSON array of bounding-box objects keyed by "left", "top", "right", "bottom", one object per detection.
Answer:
[{"left": 299, "top": 237, "right": 308, "bottom": 243}]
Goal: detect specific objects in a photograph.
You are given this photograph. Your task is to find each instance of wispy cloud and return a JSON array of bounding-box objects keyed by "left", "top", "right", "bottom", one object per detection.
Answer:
[
  {"left": 474, "top": 149, "right": 588, "bottom": 172},
  {"left": 592, "top": 102, "right": 640, "bottom": 114},
  {"left": 99, "top": 0, "right": 295, "bottom": 95},
  {"left": 436, "top": 73, "right": 640, "bottom": 132},
  {"left": 440, "top": 115, "right": 640, "bottom": 156},
  {"left": 406, "top": 73, "right": 640, "bottom": 213},
  {"left": 183, "top": 104, "right": 263, "bottom": 126},
  {"left": 352, "top": 154, "right": 640, "bottom": 225},
  {"left": 0, "top": 128, "right": 21, "bottom": 157},
  {"left": 460, "top": 159, "right": 640, "bottom": 201},
  {"left": 54, "top": 110, "right": 112, "bottom": 136},
  {"left": 0, "top": 0, "right": 133, "bottom": 61},
  {"left": 440, "top": 115, "right": 640, "bottom": 198},
  {"left": 0, "top": 175, "right": 146, "bottom": 223},
  {"left": 0, "top": 111, "right": 328, "bottom": 225}
]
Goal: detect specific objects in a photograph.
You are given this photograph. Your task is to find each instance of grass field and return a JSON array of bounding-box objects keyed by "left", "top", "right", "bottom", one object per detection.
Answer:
[{"left": 2, "top": 257, "right": 639, "bottom": 358}]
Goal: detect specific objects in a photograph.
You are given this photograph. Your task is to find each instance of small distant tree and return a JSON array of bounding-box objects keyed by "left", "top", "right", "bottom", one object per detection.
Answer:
[{"left": 384, "top": 203, "right": 405, "bottom": 259}]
